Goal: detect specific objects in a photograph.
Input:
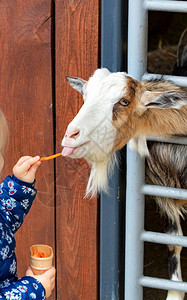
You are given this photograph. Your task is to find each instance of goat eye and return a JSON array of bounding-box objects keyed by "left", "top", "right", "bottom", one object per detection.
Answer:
[{"left": 119, "top": 98, "right": 129, "bottom": 106}]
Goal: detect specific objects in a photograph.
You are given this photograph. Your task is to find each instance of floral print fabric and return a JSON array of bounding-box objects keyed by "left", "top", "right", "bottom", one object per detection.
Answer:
[{"left": 0, "top": 175, "right": 45, "bottom": 299}]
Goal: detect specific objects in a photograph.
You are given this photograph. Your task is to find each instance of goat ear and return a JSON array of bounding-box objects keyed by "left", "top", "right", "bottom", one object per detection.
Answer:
[
  {"left": 65, "top": 76, "right": 86, "bottom": 94},
  {"left": 141, "top": 90, "right": 187, "bottom": 110}
]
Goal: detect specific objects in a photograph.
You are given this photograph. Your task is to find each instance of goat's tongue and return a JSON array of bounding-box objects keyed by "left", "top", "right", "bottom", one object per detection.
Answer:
[{"left": 62, "top": 147, "right": 75, "bottom": 157}]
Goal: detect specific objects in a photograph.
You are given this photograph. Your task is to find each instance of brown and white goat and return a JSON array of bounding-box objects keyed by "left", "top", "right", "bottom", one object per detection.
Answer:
[{"left": 62, "top": 68, "right": 187, "bottom": 300}]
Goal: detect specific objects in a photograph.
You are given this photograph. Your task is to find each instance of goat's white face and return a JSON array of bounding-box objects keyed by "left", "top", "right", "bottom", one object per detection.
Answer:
[{"left": 62, "top": 68, "right": 129, "bottom": 163}]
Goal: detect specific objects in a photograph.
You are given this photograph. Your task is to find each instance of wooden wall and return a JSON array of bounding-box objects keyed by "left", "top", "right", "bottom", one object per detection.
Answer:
[
  {"left": 55, "top": 0, "right": 99, "bottom": 299},
  {"left": 0, "top": 0, "right": 99, "bottom": 299}
]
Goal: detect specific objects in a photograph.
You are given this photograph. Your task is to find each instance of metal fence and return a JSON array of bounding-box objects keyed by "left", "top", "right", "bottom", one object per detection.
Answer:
[{"left": 125, "top": 1, "right": 187, "bottom": 299}]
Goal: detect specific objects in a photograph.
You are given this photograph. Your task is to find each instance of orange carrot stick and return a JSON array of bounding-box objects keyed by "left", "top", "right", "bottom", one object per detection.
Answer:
[{"left": 39, "top": 153, "right": 62, "bottom": 161}]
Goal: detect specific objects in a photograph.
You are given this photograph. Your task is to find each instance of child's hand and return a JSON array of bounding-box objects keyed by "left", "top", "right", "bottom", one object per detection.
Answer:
[
  {"left": 26, "top": 266, "right": 56, "bottom": 298},
  {"left": 13, "top": 156, "right": 41, "bottom": 183}
]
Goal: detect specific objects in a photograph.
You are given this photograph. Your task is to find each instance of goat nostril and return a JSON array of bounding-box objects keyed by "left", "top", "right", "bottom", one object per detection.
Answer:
[{"left": 68, "top": 129, "right": 80, "bottom": 139}]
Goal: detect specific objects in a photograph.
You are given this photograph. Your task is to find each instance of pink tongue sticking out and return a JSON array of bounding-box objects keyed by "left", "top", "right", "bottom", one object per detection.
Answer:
[{"left": 62, "top": 147, "right": 75, "bottom": 157}]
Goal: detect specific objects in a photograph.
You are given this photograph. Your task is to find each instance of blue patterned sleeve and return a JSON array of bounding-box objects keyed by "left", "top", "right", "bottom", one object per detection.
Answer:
[
  {"left": 0, "top": 175, "right": 37, "bottom": 234},
  {"left": 0, "top": 276, "right": 46, "bottom": 299}
]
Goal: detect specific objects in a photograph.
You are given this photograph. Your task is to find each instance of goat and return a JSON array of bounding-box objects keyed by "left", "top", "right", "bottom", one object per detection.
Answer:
[
  {"left": 62, "top": 69, "right": 186, "bottom": 299},
  {"left": 61, "top": 36, "right": 187, "bottom": 300},
  {"left": 62, "top": 68, "right": 187, "bottom": 299}
]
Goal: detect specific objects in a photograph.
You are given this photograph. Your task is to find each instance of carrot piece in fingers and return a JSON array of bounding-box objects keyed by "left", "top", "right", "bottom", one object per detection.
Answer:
[{"left": 39, "top": 153, "right": 62, "bottom": 161}]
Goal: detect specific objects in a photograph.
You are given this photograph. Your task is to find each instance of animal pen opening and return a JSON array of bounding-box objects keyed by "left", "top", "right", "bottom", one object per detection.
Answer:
[
  {"left": 100, "top": 1, "right": 187, "bottom": 300},
  {"left": 144, "top": 9, "right": 187, "bottom": 300},
  {"left": 125, "top": 2, "right": 187, "bottom": 300},
  {"left": 100, "top": 0, "right": 187, "bottom": 300}
]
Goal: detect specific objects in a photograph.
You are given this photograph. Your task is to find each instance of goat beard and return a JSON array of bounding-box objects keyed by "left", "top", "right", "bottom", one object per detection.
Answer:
[{"left": 85, "top": 153, "right": 117, "bottom": 197}]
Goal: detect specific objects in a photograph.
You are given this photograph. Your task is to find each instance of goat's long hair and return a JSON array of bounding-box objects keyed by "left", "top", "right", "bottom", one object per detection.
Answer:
[
  {"left": 146, "top": 142, "right": 187, "bottom": 223},
  {"left": 86, "top": 153, "right": 117, "bottom": 197}
]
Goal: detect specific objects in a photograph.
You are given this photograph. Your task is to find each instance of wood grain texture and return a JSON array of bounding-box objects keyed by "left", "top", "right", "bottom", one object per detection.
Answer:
[
  {"left": 55, "top": 0, "right": 99, "bottom": 299},
  {"left": 0, "top": 1, "right": 55, "bottom": 299}
]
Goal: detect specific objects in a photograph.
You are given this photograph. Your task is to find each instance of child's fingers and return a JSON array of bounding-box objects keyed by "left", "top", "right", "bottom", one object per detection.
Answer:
[
  {"left": 17, "top": 156, "right": 40, "bottom": 172},
  {"left": 32, "top": 161, "right": 41, "bottom": 169},
  {"left": 28, "top": 161, "right": 41, "bottom": 176},
  {"left": 16, "top": 156, "right": 33, "bottom": 166},
  {"left": 51, "top": 278, "right": 55, "bottom": 290},
  {"left": 26, "top": 267, "right": 34, "bottom": 277},
  {"left": 43, "top": 267, "right": 56, "bottom": 279},
  {"left": 51, "top": 276, "right": 55, "bottom": 287}
]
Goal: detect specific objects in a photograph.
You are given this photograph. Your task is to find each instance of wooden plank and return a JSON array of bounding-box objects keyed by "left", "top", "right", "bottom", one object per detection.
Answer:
[
  {"left": 55, "top": 0, "right": 99, "bottom": 299},
  {"left": 0, "top": 1, "right": 55, "bottom": 299}
]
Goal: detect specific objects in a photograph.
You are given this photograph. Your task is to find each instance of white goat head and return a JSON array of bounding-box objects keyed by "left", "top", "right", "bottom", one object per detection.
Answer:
[{"left": 62, "top": 68, "right": 187, "bottom": 195}]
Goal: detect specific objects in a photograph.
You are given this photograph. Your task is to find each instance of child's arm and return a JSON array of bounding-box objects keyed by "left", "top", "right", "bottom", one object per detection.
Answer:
[
  {"left": 0, "top": 275, "right": 46, "bottom": 299},
  {"left": 26, "top": 267, "right": 56, "bottom": 298},
  {"left": 0, "top": 156, "right": 41, "bottom": 233},
  {"left": 0, "top": 267, "right": 55, "bottom": 299}
]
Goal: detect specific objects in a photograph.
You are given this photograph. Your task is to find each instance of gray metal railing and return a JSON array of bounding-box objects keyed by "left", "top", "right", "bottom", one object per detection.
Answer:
[
  {"left": 100, "top": 0, "right": 127, "bottom": 299},
  {"left": 125, "top": 0, "right": 187, "bottom": 299}
]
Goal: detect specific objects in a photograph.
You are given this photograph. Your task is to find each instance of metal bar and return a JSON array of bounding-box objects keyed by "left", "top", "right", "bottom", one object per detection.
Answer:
[
  {"left": 146, "top": 136, "right": 187, "bottom": 145},
  {"left": 142, "top": 73, "right": 187, "bottom": 87},
  {"left": 100, "top": 0, "right": 126, "bottom": 299},
  {"left": 127, "top": 1, "right": 148, "bottom": 80},
  {"left": 145, "top": 0, "right": 187, "bottom": 12},
  {"left": 101, "top": 0, "right": 122, "bottom": 72},
  {"left": 139, "top": 276, "right": 187, "bottom": 292},
  {"left": 125, "top": 147, "right": 145, "bottom": 300},
  {"left": 141, "top": 230, "right": 187, "bottom": 247},
  {"left": 142, "top": 184, "right": 187, "bottom": 200},
  {"left": 125, "top": 0, "right": 148, "bottom": 299}
]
